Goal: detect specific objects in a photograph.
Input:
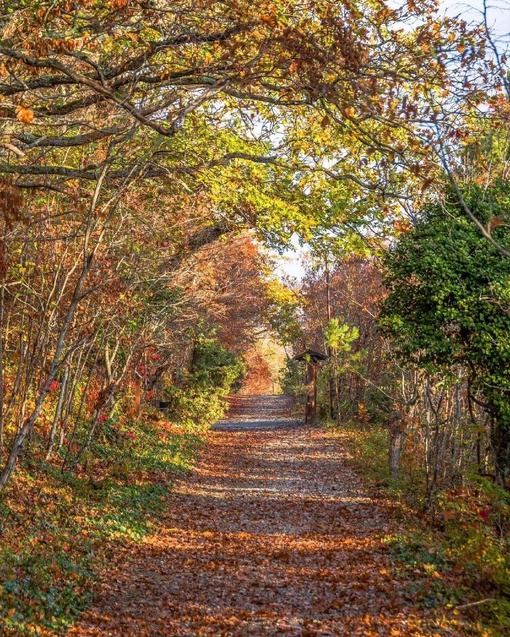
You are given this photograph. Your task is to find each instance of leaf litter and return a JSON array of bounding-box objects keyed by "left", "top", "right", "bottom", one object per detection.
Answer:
[{"left": 68, "top": 395, "right": 465, "bottom": 637}]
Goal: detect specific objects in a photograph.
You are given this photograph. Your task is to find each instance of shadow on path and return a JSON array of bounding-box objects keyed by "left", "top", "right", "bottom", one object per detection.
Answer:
[{"left": 68, "top": 397, "right": 462, "bottom": 637}]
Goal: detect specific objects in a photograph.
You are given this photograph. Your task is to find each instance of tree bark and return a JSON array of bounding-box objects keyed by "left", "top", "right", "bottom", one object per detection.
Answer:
[
  {"left": 491, "top": 418, "right": 510, "bottom": 488},
  {"left": 388, "top": 410, "right": 405, "bottom": 478}
]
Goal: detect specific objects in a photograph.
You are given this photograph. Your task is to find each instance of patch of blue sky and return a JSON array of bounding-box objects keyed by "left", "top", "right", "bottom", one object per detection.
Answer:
[{"left": 275, "top": 0, "right": 509, "bottom": 280}]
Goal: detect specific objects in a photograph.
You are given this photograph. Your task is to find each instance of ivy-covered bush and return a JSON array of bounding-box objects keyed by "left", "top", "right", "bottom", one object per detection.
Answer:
[{"left": 380, "top": 183, "right": 510, "bottom": 485}]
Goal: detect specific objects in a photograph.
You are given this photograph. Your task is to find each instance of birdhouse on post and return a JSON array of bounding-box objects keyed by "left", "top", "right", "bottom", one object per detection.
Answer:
[{"left": 293, "top": 349, "right": 328, "bottom": 424}]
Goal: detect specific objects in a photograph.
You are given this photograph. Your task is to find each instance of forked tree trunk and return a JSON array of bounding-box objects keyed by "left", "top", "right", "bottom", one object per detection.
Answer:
[
  {"left": 389, "top": 429, "right": 406, "bottom": 478},
  {"left": 388, "top": 409, "right": 406, "bottom": 478},
  {"left": 46, "top": 365, "right": 70, "bottom": 460}
]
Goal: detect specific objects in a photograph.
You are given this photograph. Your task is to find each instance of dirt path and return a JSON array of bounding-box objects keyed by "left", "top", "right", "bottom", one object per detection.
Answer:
[
  {"left": 213, "top": 394, "right": 299, "bottom": 430},
  {"left": 68, "top": 396, "right": 460, "bottom": 637}
]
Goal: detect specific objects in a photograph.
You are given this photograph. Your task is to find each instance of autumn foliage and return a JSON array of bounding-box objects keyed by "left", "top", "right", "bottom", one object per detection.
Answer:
[{"left": 0, "top": 0, "right": 509, "bottom": 634}]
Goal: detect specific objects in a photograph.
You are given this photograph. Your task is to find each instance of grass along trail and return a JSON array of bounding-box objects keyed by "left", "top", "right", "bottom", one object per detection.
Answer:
[{"left": 68, "top": 396, "right": 462, "bottom": 637}]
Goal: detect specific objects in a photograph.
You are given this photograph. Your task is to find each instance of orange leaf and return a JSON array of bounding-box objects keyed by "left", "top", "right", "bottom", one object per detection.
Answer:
[
  {"left": 421, "top": 177, "right": 434, "bottom": 191},
  {"left": 15, "top": 106, "right": 34, "bottom": 124},
  {"left": 260, "top": 14, "right": 276, "bottom": 26}
]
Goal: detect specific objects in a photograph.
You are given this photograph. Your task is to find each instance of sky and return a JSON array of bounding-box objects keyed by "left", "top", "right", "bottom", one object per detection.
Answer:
[
  {"left": 273, "top": 235, "right": 309, "bottom": 281},
  {"left": 442, "top": 0, "right": 509, "bottom": 38},
  {"left": 275, "top": 0, "right": 510, "bottom": 280}
]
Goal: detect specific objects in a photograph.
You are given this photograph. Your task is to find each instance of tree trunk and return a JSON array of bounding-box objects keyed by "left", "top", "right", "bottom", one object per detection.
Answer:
[
  {"left": 389, "top": 429, "right": 406, "bottom": 478},
  {"left": 491, "top": 418, "right": 510, "bottom": 488},
  {"left": 388, "top": 409, "right": 405, "bottom": 478},
  {"left": 0, "top": 276, "right": 4, "bottom": 464},
  {"left": 133, "top": 375, "right": 142, "bottom": 418},
  {"left": 0, "top": 236, "right": 95, "bottom": 489},
  {"left": 46, "top": 365, "right": 69, "bottom": 460}
]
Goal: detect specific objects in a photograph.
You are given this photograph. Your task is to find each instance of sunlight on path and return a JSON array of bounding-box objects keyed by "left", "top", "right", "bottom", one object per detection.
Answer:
[
  {"left": 68, "top": 396, "right": 461, "bottom": 637},
  {"left": 213, "top": 394, "right": 300, "bottom": 431}
]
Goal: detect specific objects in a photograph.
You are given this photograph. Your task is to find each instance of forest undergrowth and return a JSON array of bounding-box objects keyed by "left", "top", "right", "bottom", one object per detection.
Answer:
[
  {"left": 332, "top": 421, "right": 510, "bottom": 637},
  {"left": 0, "top": 412, "right": 205, "bottom": 637},
  {"left": 1, "top": 404, "right": 509, "bottom": 637}
]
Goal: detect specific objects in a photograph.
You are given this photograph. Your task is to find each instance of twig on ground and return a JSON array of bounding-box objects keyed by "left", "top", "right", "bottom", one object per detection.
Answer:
[{"left": 454, "top": 598, "right": 496, "bottom": 610}]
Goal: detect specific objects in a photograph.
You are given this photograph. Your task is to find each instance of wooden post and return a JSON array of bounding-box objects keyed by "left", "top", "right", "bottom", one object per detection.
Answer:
[
  {"left": 305, "top": 360, "right": 318, "bottom": 424},
  {"left": 325, "top": 257, "right": 334, "bottom": 420},
  {"left": 294, "top": 349, "right": 327, "bottom": 425}
]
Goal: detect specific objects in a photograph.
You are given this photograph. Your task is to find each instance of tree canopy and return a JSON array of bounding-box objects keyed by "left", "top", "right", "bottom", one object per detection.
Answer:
[{"left": 0, "top": 0, "right": 502, "bottom": 246}]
